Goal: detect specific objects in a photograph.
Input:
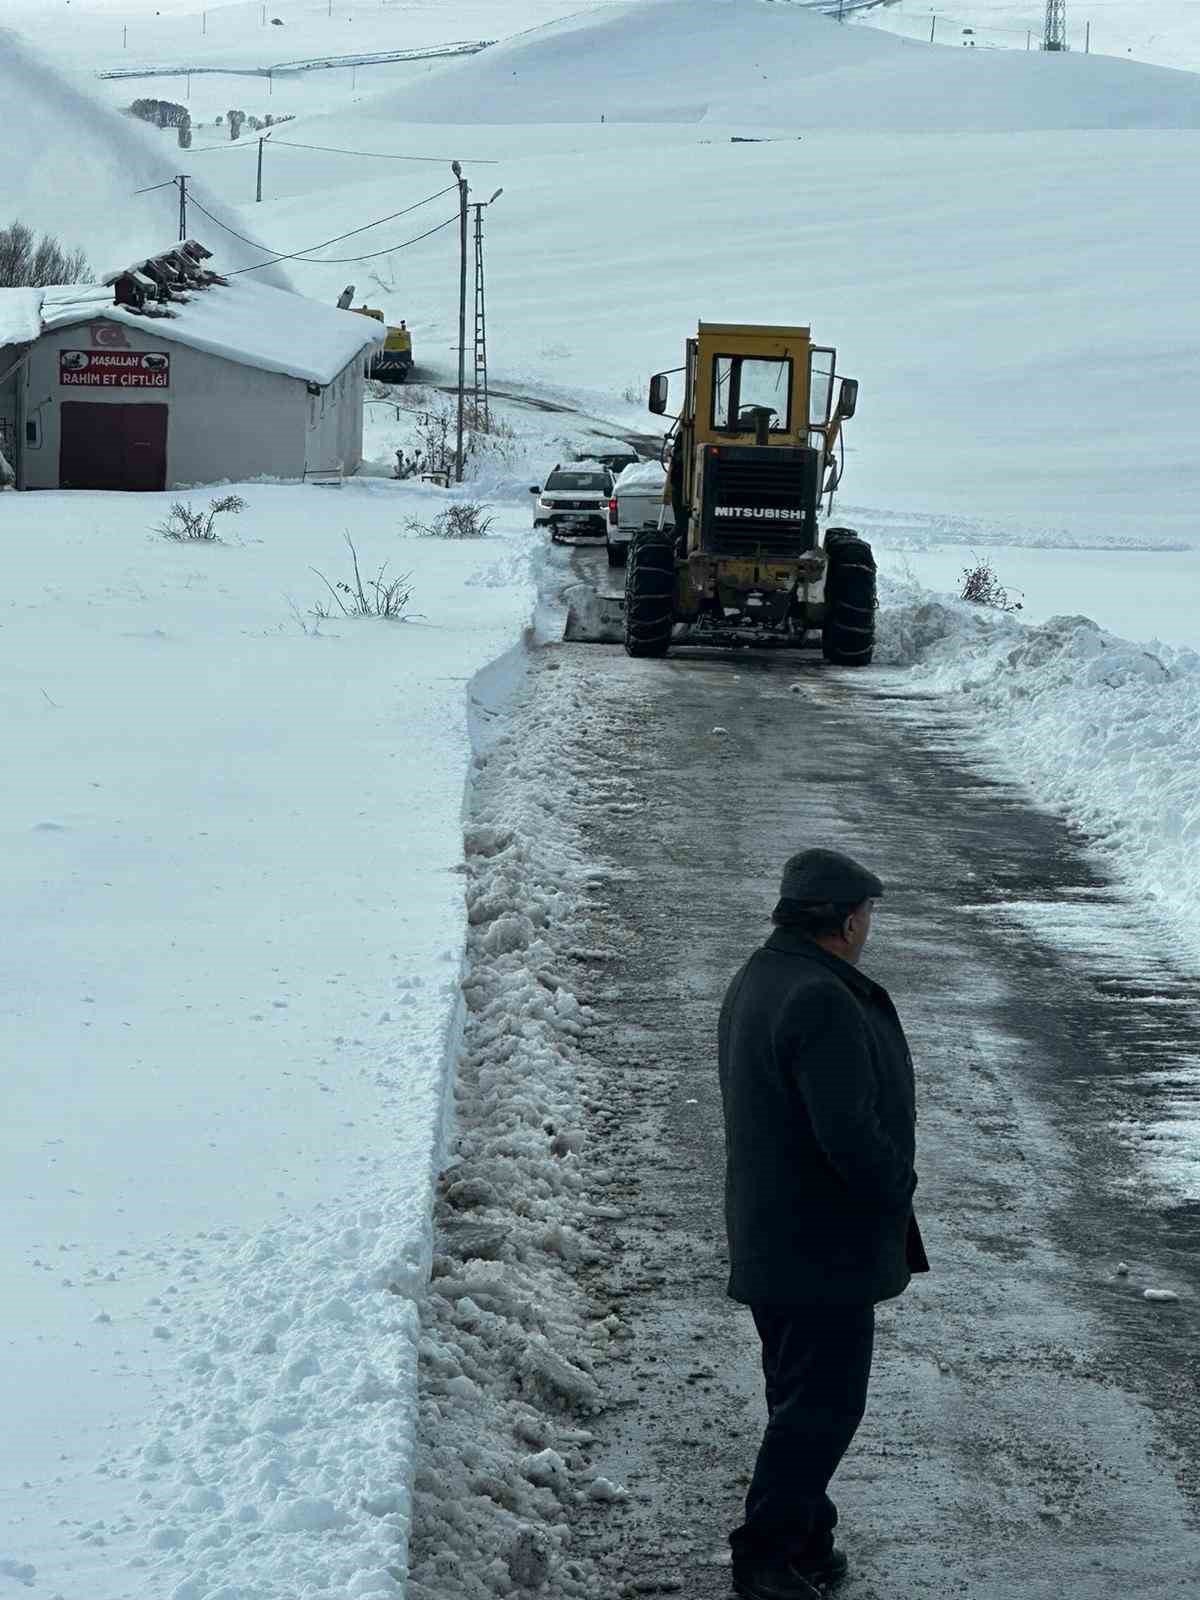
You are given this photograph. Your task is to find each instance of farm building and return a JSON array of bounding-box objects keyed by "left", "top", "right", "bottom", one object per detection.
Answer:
[{"left": 0, "top": 241, "right": 384, "bottom": 492}]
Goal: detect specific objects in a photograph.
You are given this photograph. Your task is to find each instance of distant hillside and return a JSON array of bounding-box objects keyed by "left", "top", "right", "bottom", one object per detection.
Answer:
[{"left": 374, "top": 0, "right": 1200, "bottom": 128}]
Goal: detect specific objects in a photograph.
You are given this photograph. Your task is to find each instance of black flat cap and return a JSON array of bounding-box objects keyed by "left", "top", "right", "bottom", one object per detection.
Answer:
[{"left": 779, "top": 848, "right": 884, "bottom": 906}]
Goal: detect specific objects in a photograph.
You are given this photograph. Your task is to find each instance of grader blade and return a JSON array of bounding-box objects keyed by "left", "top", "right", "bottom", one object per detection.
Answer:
[{"left": 563, "top": 583, "right": 626, "bottom": 644}]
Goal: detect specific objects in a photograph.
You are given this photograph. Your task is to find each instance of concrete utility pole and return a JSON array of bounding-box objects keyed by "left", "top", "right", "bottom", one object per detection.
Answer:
[
  {"left": 452, "top": 160, "right": 469, "bottom": 484},
  {"left": 1044, "top": 0, "right": 1068, "bottom": 50},
  {"left": 176, "top": 174, "right": 189, "bottom": 241},
  {"left": 256, "top": 137, "right": 265, "bottom": 202}
]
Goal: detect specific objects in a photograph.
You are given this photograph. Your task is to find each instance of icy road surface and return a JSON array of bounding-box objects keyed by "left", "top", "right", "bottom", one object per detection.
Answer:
[{"left": 419, "top": 540, "right": 1200, "bottom": 1598}]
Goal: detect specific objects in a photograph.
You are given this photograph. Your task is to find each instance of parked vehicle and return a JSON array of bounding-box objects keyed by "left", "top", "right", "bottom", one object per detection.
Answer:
[
  {"left": 530, "top": 463, "right": 615, "bottom": 542},
  {"left": 606, "top": 459, "right": 673, "bottom": 567}
]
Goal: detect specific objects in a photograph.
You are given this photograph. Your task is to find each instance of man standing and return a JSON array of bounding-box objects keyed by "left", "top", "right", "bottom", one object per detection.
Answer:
[{"left": 718, "top": 848, "right": 928, "bottom": 1600}]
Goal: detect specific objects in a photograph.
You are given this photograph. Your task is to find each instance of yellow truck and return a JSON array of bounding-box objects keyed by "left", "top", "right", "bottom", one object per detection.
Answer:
[{"left": 337, "top": 288, "right": 413, "bottom": 381}]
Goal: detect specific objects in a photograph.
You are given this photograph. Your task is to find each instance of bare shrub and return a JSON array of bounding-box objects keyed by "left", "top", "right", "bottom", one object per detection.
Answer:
[
  {"left": 309, "top": 535, "right": 414, "bottom": 619},
  {"left": 621, "top": 379, "right": 643, "bottom": 405},
  {"left": 407, "top": 501, "right": 494, "bottom": 540},
  {"left": 461, "top": 400, "right": 514, "bottom": 440},
  {"left": 0, "top": 220, "right": 90, "bottom": 287},
  {"left": 959, "top": 556, "right": 1023, "bottom": 612},
  {"left": 155, "top": 494, "right": 246, "bottom": 542}
]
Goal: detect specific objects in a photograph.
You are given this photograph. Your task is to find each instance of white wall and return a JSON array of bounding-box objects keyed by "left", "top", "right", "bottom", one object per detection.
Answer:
[
  {"left": 19, "top": 319, "right": 307, "bottom": 490},
  {"left": 302, "top": 356, "right": 366, "bottom": 480}
]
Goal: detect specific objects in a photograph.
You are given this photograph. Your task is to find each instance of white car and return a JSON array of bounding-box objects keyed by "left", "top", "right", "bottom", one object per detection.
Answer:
[
  {"left": 606, "top": 459, "right": 674, "bottom": 566},
  {"left": 530, "top": 463, "right": 615, "bottom": 542}
]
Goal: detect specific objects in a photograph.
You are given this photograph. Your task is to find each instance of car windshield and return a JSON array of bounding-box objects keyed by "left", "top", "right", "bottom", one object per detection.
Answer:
[{"left": 546, "top": 472, "right": 608, "bottom": 491}]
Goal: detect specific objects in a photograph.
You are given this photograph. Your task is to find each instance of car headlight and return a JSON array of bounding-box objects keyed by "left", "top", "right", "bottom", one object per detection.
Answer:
[{"left": 537, "top": 498, "right": 553, "bottom": 510}]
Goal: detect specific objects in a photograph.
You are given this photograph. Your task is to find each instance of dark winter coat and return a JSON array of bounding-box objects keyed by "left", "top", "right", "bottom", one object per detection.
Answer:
[{"left": 718, "top": 928, "right": 928, "bottom": 1307}]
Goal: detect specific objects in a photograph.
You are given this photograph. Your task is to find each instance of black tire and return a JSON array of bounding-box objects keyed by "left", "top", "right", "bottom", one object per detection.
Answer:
[
  {"left": 822, "top": 531, "right": 876, "bottom": 666},
  {"left": 624, "top": 528, "right": 676, "bottom": 658},
  {"left": 606, "top": 541, "right": 627, "bottom": 568}
]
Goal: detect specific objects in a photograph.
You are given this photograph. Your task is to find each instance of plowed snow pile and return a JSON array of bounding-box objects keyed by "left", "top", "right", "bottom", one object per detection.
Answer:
[{"left": 876, "top": 587, "right": 1200, "bottom": 962}]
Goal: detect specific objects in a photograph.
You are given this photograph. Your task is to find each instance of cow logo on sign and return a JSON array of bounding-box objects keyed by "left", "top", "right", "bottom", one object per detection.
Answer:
[{"left": 92, "top": 323, "right": 130, "bottom": 350}]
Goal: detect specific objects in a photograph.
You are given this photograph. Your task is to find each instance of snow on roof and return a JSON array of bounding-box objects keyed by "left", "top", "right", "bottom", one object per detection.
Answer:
[
  {"left": 1, "top": 275, "right": 384, "bottom": 386},
  {"left": 615, "top": 459, "right": 667, "bottom": 492},
  {"left": 0, "top": 288, "right": 44, "bottom": 350}
]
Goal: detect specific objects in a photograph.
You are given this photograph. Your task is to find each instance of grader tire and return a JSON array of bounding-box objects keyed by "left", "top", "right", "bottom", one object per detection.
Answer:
[
  {"left": 624, "top": 528, "right": 676, "bottom": 658},
  {"left": 823, "top": 531, "right": 876, "bottom": 666}
]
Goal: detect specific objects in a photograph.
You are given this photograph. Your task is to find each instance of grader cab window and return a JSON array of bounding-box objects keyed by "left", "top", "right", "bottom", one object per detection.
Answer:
[
  {"left": 809, "top": 348, "right": 836, "bottom": 426},
  {"left": 712, "top": 355, "right": 792, "bottom": 433}
]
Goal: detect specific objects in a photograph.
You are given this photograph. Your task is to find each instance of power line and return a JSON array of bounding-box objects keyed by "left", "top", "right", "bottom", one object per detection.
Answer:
[
  {"left": 266, "top": 136, "right": 500, "bottom": 164},
  {"left": 184, "top": 184, "right": 456, "bottom": 261},
  {"left": 132, "top": 178, "right": 179, "bottom": 195},
  {"left": 226, "top": 213, "right": 459, "bottom": 273}
]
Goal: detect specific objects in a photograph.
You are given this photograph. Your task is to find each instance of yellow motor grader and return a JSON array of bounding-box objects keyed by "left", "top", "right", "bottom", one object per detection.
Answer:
[{"left": 565, "top": 321, "right": 875, "bottom": 662}]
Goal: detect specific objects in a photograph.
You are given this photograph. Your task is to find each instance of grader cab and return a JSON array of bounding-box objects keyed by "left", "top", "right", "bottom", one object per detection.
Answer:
[{"left": 566, "top": 322, "right": 876, "bottom": 662}]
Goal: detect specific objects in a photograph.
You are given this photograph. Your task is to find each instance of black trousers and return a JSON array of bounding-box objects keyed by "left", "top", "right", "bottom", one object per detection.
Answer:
[{"left": 729, "top": 1303, "right": 876, "bottom": 1566}]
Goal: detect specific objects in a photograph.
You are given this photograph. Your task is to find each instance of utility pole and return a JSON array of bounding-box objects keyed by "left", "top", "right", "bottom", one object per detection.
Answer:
[
  {"left": 1044, "top": 0, "right": 1068, "bottom": 50},
  {"left": 256, "top": 137, "right": 265, "bottom": 202},
  {"left": 452, "top": 161, "right": 469, "bottom": 484},
  {"left": 202, "top": 10, "right": 207, "bottom": 35},
  {"left": 123, "top": 24, "right": 127, "bottom": 47},
  {"left": 929, "top": 15, "right": 937, "bottom": 42},
  {"left": 471, "top": 189, "right": 503, "bottom": 434},
  {"left": 1085, "top": 19, "right": 1091, "bottom": 51},
  {"left": 176, "top": 174, "right": 189, "bottom": 241}
]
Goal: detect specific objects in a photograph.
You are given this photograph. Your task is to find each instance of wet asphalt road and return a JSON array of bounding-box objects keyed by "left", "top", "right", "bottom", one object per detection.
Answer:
[{"left": 544, "top": 544, "right": 1200, "bottom": 1599}]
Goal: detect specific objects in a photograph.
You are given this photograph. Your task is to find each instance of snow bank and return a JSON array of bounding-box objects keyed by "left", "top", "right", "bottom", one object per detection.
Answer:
[
  {"left": 407, "top": 637, "right": 636, "bottom": 1598},
  {"left": 876, "top": 575, "right": 1200, "bottom": 962},
  {"left": 378, "top": 0, "right": 1200, "bottom": 128}
]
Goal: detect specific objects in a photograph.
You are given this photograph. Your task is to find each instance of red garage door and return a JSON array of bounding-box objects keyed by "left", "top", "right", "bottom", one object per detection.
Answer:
[{"left": 59, "top": 402, "right": 168, "bottom": 491}]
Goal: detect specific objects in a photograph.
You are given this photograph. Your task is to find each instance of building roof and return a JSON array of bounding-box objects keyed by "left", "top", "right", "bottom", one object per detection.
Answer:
[{"left": 0, "top": 275, "right": 384, "bottom": 387}]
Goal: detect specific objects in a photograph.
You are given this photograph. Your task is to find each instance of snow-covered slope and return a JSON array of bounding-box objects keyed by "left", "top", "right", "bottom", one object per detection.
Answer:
[
  {"left": 3, "top": 0, "right": 618, "bottom": 74},
  {"left": 376, "top": 0, "right": 1200, "bottom": 127},
  {"left": 853, "top": 0, "right": 1200, "bottom": 75},
  {"left": 0, "top": 26, "right": 291, "bottom": 285}
]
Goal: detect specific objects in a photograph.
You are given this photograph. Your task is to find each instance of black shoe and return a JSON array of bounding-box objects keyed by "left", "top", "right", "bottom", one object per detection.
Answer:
[
  {"left": 731, "top": 1561, "right": 823, "bottom": 1600},
  {"left": 788, "top": 1547, "right": 848, "bottom": 1589}
]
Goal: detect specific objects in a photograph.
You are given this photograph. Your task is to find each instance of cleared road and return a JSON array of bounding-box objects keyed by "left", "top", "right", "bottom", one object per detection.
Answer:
[{"left": 542, "top": 542, "right": 1200, "bottom": 1598}]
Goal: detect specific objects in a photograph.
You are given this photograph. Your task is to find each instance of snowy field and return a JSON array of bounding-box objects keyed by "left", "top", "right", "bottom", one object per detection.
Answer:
[
  {"left": 2, "top": 0, "right": 1199, "bottom": 1594},
  {"left": 0, "top": 481, "right": 535, "bottom": 1596}
]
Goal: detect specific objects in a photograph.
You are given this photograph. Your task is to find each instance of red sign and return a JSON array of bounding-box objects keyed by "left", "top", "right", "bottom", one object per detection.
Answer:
[{"left": 59, "top": 350, "right": 170, "bottom": 389}]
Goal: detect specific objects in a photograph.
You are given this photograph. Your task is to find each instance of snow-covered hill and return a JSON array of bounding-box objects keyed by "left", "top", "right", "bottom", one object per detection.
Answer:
[
  {"left": 0, "top": 26, "right": 292, "bottom": 285},
  {"left": 376, "top": 0, "right": 1200, "bottom": 127}
]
